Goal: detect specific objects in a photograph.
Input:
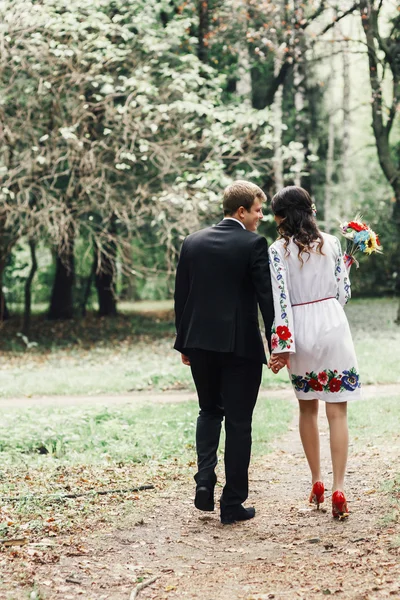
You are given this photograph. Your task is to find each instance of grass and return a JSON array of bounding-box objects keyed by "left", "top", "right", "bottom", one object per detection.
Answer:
[
  {"left": 348, "top": 395, "right": 400, "bottom": 440},
  {"left": 345, "top": 297, "right": 400, "bottom": 385},
  {"left": 348, "top": 395, "right": 400, "bottom": 529},
  {"left": 0, "top": 297, "right": 399, "bottom": 398},
  {"left": 0, "top": 397, "right": 293, "bottom": 467}
]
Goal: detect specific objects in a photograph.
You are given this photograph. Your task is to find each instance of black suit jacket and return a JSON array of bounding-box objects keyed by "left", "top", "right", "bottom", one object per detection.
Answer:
[{"left": 174, "top": 219, "right": 274, "bottom": 364}]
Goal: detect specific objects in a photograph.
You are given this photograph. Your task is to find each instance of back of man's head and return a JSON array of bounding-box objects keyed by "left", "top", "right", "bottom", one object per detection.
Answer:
[{"left": 223, "top": 180, "right": 267, "bottom": 216}]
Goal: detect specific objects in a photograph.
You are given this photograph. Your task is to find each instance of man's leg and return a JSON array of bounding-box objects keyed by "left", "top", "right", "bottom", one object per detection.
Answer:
[
  {"left": 189, "top": 350, "right": 224, "bottom": 508},
  {"left": 220, "top": 355, "right": 262, "bottom": 509}
]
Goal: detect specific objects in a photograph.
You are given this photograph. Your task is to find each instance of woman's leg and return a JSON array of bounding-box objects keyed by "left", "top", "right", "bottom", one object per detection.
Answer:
[
  {"left": 325, "top": 401, "right": 348, "bottom": 492},
  {"left": 298, "top": 399, "right": 321, "bottom": 484}
]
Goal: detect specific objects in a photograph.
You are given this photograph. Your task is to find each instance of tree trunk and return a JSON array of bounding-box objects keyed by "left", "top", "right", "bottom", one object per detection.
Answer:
[
  {"left": 359, "top": 0, "right": 400, "bottom": 322},
  {"left": 324, "top": 114, "right": 335, "bottom": 233},
  {"left": 22, "top": 240, "right": 37, "bottom": 335},
  {"left": 0, "top": 258, "right": 9, "bottom": 321},
  {"left": 48, "top": 238, "right": 75, "bottom": 320},
  {"left": 359, "top": 1, "right": 399, "bottom": 194},
  {"left": 119, "top": 272, "right": 137, "bottom": 302},
  {"left": 95, "top": 245, "right": 117, "bottom": 317},
  {"left": 324, "top": 20, "right": 337, "bottom": 231},
  {"left": 198, "top": 0, "right": 209, "bottom": 63},
  {"left": 272, "top": 40, "right": 285, "bottom": 192},
  {"left": 0, "top": 217, "right": 13, "bottom": 321},
  {"left": 394, "top": 199, "right": 400, "bottom": 325},
  {"left": 272, "top": 82, "right": 284, "bottom": 193},
  {"left": 341, "top": 40, "right": 352, "bottom": 217},
  {"left": 293, "top": 63, "right": 305, "bottom": 187},
  {"left": 236, "top": 44, "right": 252, "bottom": 104},
  {"left": 292, "top": 1, "right": 309, "bottom": 189},
  {"left": 0, "top": 295, "right": 9, "bottom": 321},
  {"left": 80, "top": 259, "right": 96, "bottom": 317}
]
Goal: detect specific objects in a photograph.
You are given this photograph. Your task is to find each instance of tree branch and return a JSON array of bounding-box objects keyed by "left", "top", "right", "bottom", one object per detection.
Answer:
[
  {"left": 300, "top": 1, "right": 327, "bottom": 28},
  {"left": 317, "top": 3, "right": 360, "bottom": 37},
  {"left": 1, "top": 484, "right": 155, "bottom": 503},
  {"left": 130, "top": 576, "right": 160, "bottom": 600}
]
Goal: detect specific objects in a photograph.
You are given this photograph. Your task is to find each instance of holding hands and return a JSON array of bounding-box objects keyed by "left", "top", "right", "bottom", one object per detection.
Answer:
[{"left": 268, "top": 352, "right": 291, "bottom": 374}]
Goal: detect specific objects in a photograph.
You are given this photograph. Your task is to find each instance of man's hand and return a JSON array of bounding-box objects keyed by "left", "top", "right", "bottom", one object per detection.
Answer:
[
  {"left": 268, "top": 352, "right": 291, "bottom": 373},
  {"left": 181, "top": 353, "right": 191, "bottom": 366}
]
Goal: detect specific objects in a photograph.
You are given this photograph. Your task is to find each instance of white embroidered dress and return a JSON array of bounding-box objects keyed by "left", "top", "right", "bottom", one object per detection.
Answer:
[{"left": 269, "top": 232, "right": 361, "bottom": 402}]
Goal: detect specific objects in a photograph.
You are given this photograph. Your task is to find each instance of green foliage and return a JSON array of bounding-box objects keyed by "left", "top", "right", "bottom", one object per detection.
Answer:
[
  {"left": 0, "top": 0, "right": 398, "bottom": 305},
  {"left": 0, "top": 0, "right": 288, "bottom": 256}
]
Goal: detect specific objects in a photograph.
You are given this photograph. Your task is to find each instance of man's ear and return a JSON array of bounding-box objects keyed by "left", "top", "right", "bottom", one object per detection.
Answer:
[{"left": 237, "top": 206, "right": 246, "bottom": 220}]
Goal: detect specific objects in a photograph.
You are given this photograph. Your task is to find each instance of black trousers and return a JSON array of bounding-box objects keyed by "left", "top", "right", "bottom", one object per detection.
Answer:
[{"left": 188, "top": 349, "right": 262, "bottom": 507}]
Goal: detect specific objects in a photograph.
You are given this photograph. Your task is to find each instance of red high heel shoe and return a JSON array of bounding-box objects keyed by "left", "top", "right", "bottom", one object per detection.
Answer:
[
  {"left": 332, "top": 490, "right": 349, "bottom": 520},
  {"left": 309, "top": 481, "right": 325, "bottom": 508}
]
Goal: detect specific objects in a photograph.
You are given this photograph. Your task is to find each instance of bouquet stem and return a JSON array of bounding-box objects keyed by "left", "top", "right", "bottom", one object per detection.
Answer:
[{"left": 343, "top": 252, "right": 359, "bottom": 272}]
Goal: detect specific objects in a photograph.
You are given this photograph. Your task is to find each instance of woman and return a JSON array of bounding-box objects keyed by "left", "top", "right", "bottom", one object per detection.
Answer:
[{"left": 268, "top": 186, "right": 361, "bottom": 519}]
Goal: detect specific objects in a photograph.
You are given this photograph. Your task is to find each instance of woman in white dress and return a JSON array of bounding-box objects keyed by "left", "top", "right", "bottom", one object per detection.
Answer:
[{"left": 268, "top": 186, "right": 360, "bottom": 519}]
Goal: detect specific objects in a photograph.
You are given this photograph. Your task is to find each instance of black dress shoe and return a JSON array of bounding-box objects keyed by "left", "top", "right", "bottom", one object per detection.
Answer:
[
  {"left": 194, "top": 486, "right": 215, "bottom": 512},
  {"left": 220, "top": 503, "right": 255, "bottom": 525}
]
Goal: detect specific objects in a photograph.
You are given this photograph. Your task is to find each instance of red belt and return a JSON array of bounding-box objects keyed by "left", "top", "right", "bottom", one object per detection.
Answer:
[{"left": 292, "top": 296, "right": 335, "bottom": 307}]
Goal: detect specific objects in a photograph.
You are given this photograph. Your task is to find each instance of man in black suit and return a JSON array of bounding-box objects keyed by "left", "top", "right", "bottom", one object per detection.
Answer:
[{"left": 174, "top": 180, "right": 274, "bottom": 524}]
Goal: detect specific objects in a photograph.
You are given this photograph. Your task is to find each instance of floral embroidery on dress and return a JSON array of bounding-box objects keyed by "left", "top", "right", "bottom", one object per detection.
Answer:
[
  {"left": 270, "top": 247, "right": 294, "bottom": 350},
  {"left": 271, "top": 324, "right": 293, "bottom": 350},
  {"left": 335, "top": 238, "right": 350, "bottom": 302},
  {"left": 291, "top": 367, "right": 360, "bottom": 394}
]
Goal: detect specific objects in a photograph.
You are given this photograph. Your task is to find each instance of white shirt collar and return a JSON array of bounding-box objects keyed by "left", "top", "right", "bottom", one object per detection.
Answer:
[{"left": 223, "top": 217, "right": 246, "bottom": 230}]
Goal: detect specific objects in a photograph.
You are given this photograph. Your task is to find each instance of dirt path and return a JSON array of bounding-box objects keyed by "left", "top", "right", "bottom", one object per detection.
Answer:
[{"left": 4, "top": 388, "right": 398, "bottom": 600}]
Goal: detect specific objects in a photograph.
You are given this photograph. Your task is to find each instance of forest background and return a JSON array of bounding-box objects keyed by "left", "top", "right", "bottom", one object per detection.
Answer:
[{"left": 0, "top": 0, "right": 399, "bottom": 346}]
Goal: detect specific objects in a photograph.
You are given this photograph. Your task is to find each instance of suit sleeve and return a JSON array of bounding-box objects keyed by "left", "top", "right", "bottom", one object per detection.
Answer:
[
  {"left": 268, "top": 243, "right": 296, "bottom": 354},
  {"left": 250, "top": 236, "right": 275, "bottom": 354},
  {"left": 174, "top": 239, "right": 190, "bottom": 333}
]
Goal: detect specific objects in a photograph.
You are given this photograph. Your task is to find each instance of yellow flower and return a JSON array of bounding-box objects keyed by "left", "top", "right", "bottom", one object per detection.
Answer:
[{"left": 364, "top": 230, "right": 380, "bottom": 255}]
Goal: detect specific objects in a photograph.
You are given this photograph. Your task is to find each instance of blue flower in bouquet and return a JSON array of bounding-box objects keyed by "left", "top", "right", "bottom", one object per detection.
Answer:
[
  {"left": 353, "top": 230, "right": 370, "bottom": 245},
  {"left": 341, "top": 369, "right": 360, "bottom": 391}
]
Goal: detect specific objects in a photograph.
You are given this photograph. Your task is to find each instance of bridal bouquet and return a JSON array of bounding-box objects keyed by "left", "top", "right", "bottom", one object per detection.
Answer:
[{"left": 339, "top": 215, "right": 382, "bottom": 269}]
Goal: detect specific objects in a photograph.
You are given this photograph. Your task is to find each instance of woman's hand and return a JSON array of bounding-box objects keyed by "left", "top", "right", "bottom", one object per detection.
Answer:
[{"left": 268, "top": 352, "right": 291, "bottom": 373}]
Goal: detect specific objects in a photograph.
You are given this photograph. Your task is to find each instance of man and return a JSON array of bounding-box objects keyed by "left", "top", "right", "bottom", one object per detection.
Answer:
[{"left": 174, "top": 180, "right": 274, "bottom": 525}]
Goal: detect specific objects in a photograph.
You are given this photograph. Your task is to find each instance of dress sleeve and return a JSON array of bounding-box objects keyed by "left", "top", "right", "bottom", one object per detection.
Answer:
[
  {"left": 249, "top": 236, "right": 274, "bottom": 353},
  {"left": 268, "top": 243, "right": 296, "bottom": 354},
  {"left": 334, "top": 237, "right": 351, "bottom": 307}
]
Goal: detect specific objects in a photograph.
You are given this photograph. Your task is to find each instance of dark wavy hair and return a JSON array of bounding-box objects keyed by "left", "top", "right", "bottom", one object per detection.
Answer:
[{"left": 271, "top": 186, "right": 324, "bottom": 263}]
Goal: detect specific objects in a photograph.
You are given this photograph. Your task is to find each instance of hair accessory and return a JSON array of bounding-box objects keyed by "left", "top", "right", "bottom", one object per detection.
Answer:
[{"left": 311, "top": 203, "right": 317, "bottom": 217}]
